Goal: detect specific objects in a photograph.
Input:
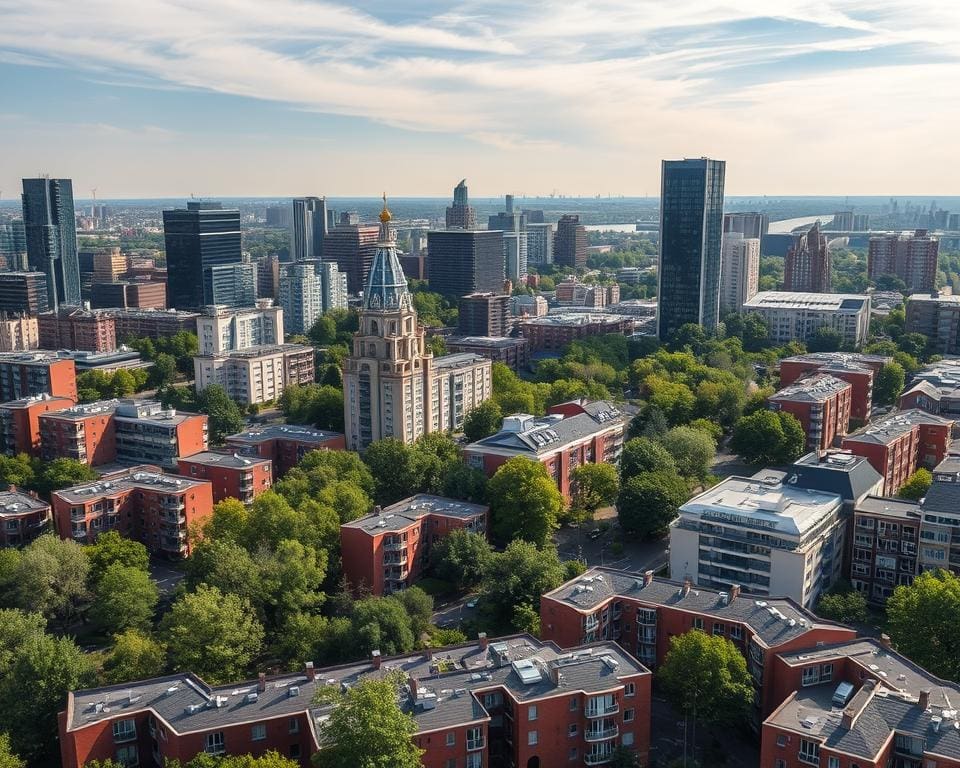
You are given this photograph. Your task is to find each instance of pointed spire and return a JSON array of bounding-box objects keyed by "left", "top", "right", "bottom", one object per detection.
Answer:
[
  {"left": 364, "top": 191, "right": 409, "bottom": 312},
  {"left": 378, "top": 193, "right": 393, "bottom": 242}
]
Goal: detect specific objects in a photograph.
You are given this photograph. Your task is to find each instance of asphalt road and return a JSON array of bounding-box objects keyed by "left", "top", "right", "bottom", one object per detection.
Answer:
[{"left": 149, "top": 559, "right": 186, "bottom": 595}]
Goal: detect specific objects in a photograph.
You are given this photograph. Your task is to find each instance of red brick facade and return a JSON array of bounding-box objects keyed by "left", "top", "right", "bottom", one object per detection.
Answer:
[
  {"left": 769, "top": 375, "right": 853, "bottom": 452},
  {"left": 224, "top": 426, "right": 346, "bottom": 477},
  {"left": 176, "top": 452, "right": 273, "bottom": 505},
  {"left": 0, "top": 394, "right": 74, "bottom": 456},
  {"left": 778, "top": 354, "right": 888, "bottom": 423}
]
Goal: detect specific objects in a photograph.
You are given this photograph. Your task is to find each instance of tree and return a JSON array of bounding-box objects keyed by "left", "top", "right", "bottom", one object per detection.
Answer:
[
  {"left": 392, "top": 586, "right": 433, "bottom": 638},
  {"left": 150, "top": 352, "right": 178, "bottom": 389},
  {"left": 13, "top": 534, "right": 89, "bottom": 626},
  {"left": 0, "top": 630, "right": 95, "bottom": 764},
  {"left": 111, "top": 369, "right": 137, "bottom": 397},
  {"left": 807, "top": 327, "right": 843, "bottom": 353},
  {"left": 887, "top": 569, "right": 960, "bottom": 680},
  {"left": 86, "top": 531, "right": 150, "bottom": 584},
  {"left": 90, "top": 564, "right": 159, "bottom": 634},
  {"left": 570, "top": 463, "right": 619, "bottom": 521},
  {"left": 161, "top": 585, "right": 265, "bottom": 683},
  {"left": 463, "top": 399, "right": 503, "bottom": 442},
  {"left": 730, "top": 410, "right": 806, "bottom": 466},
  {"left": 279, "top": 384, "right": 345, "bottom": 432},
  {"left": 816, "top": 587, "right": 868, "bottom": 624},
  {"left": 658, "top": 631, "right": 753, "bottom": 762},
  {"left": 617, "top": 471, "right": 689, "bottom": 537},
  {"left": 874, "top": 361, "right": 906, "bottom": 406},
  {"left": 363, "top": 438, "right": 422, "bottom": 505},
  {"left": 102, "top": 629, "right": 167, "bottom": 684},
  {"left": 31, "top": 458, "right": 98, "bottom": 497},
  {"left": 197, "top": 384, "right": 246, "bottom": 444},
  {"left": 431, "top": 529, "right": 492, "bottom": 591},
  {"left": 442, "top": 464, "right": 488, "bottom": 503},
  {"left": 608, "top": 746, "right": 643, "bottom": 768},
  {"left": 350, "top": 597, "right": 415, "bottom": 657},
  {"left": 899, "top": 468, "right": 933, "bottom": 501},
  {"left": 487, "top": 457, "right": 563, "bottom": 548},
  {"left": 479, "top": 540, "right": 565, "bottom": 632},
  {"left": 0, "top": 454, "right": 35, "bottom": 489},
  {"left": 0, "top": 733, "right": 25, "bottom": 768},
  {"left": 658, "top": 426, "right": 716, "bottom": 480},
  {"left": 312, "top": 675, "right": 423, "bottom": 768},
  {"left": 168, "top": 754, "right": 300, "bottom": 768}
]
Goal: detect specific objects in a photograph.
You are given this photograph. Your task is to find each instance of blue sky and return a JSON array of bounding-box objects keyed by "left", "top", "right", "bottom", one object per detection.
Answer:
[{"left": 1, "top": 0, "right": 958, "bottom": 197}]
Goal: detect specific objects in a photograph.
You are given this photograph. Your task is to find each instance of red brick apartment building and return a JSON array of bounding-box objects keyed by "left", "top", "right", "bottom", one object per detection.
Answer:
[
  {"left": 39, "top": 399, "right": 208, "bottom": 470},
  {"left": 778, "top": 352, "right": 889, "bottom": 422},
  {"left": 769, "top": 374, "right": 853, "bottom": 451},
  {"left": 340, "top": 494, "right": 488, "bottom": 595},
  {"left": 224, "top": 424, "right": 346, "bottom": 477},
  {"left": 842, "top": 409, "right": 953, "bottom": 496},
  {"left": 0, "top": 393, "right": 74, "bottom": 456},
  {"left": 850, "top": 496, "right": 920, "bottom": 604},
  {"left": 51, "top": 465, "right": 213, "bottom": 557},
  {"left": 0, "top": 488, "right": 51, "bottom": 547},
  {"left": 38, "top": 306, "right": 117, "bottom": 352},
  {"left": 518, "top": 314, "right": 634, "bottom": 352},
  {"left": 464, "top": 400, "right": 625, "bottom": 499},
  {"left": 177, "top": 451, "right": 272, "bottom": 504},
  {"left": 0, "top": 351, "right": 77, "bottom": 402}
]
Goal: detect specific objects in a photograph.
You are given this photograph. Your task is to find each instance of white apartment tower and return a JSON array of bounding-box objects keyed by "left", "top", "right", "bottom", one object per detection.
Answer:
[
  {"left": 195, "top": 300, "right": 283, "bottom": 355},
  {"left": 720, "top": 232, "right": 760, "bottom": 315}
]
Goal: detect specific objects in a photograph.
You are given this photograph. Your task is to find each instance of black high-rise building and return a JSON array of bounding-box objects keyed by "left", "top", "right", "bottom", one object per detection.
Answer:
[
  {"left": 554, "top": 214, "right": 587, "bottom": 269},
  {"left": 656, "top": 158, "right": 726, "bottom": 341},
  {"left": 21, "top": 177, "right": 81, "bottom": 310},
  {"left": 0, "top": 272, "right": 49, "bottom": 315},
  {"left": 292, "top": 197, "right": 327, "bottom": 262},
  {"left": 163, "top": 202, "right": 242, "bottom": 310},
  {"left": 427, "top": 230, "right": 505, "bottom": 298}
]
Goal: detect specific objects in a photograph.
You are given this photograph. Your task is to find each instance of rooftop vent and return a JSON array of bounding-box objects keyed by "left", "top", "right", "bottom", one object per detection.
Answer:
[
  {"left": 245, "top": 692, "right": 259, "bottom": 704},
  {"left": 288, "top": 686, "right": 300, "bottom": 698}
]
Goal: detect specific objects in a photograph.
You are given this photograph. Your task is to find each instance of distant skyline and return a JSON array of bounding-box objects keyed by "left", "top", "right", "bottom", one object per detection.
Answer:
[{"left": 2, "top": 1, "right": 959, "bottom": 198}]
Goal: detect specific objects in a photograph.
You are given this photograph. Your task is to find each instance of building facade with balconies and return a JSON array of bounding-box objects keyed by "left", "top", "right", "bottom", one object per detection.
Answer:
[
  {"left": 463, "top": 400, "right": 626, "bottom": 500},
  {"left": 778, "top": 352, "right": 889, "bottom": 422},
  {"left": 194, "top": 343, "right": 315, "bottom": 406},
  {"left": 340, "top": 494, "right": 488, "bottom": 595},
  {"left": 224, "top": 424, "right": 345, "bottom": 477},
  {"left": 0, "top": 351, "right": 77, "bottom": 402},
  {"left": 0, "top": 393, "right": 75, "bottom": 456},
  {"left": 0, "top": 489, "right": 51, "bottom": 547},
  {"left": 176, "top": 451, "right": 272, "bottom": 504},
  {"left": 849, "top": 495, "right": 920, "bottom": 604},
  {"left": 60, "top": 634, "right": 650, "bottom": 768},
  {"left": 769, "top": 374, "right": 853, "bottom": 452},
  {"left": 51, "top": 465, "right": 213, "bottom": 556}
]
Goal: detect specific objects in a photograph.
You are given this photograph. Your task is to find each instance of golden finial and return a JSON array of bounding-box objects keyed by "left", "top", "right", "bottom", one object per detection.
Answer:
[{"left": 379, "top": 192, "right": 392, "bottom": 224}]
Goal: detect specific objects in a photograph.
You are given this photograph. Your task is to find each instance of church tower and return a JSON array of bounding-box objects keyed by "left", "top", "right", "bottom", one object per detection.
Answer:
[{"left": 343, "top": 196, "right": 434, "bottom": 450}]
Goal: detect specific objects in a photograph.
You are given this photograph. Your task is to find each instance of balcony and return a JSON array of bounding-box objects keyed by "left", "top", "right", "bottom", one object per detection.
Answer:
[
  {"left": 585, "top": 703, "right": 618, "bottom": 718},
  {"left": 584, "top": 750, "right": 615, "bottom": 765},
  {"left": 466, "top": 737, "right": 485, "bottom": 751},
  {"left": 383, "top": 540, "right": 405, "bottom": 551},
  {"left": 584, "top": 725, "right": 618, "bottom": 742},
  {"left": 71, "top": 527, "right": 87, "bottom": 539}
]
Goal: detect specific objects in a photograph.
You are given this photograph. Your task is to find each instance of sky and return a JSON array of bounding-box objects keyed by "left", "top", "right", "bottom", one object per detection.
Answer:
[{"left": 1, "top": 0, "right": 959, "bottom": 198}]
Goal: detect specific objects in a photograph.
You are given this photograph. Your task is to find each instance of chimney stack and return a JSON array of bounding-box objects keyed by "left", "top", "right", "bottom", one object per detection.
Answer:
[
  {"left": 730, "top": 584, "right": 741, "bottom": 602},
  {"left": 478, "top": 632, "right": 488, "bottom": 652},
  {"left": 643, "top": 570, "right": 654, "bottom": 587},
  {"left": 880, "top": 633, "right": 892, "bottom": 649},
  {"left": 841, "top": 709, "right": 855, "bottom": 730},
  {"left": 7, "top": 484, "right": 15, "bottom": 493},
  {"left": 304, "top": 661, "right": 315, "bottom": 682},
  {"left": 681, "top": 578, "right": 692, "bottom": 597},
  {"left": 409, "top": 676, "right": 419, "bottom": 699},
  {"left": 919, "top": 690, "right": 930, "bottom": 710},
  {"left": 257, "top": 672, "right": 266, "bottom": 693},
  {"left": 371, "top": 649, "right": 381, "bottom": 670},
  {"left": 425, "top": 647, "right": 434, "bottom": 662}
]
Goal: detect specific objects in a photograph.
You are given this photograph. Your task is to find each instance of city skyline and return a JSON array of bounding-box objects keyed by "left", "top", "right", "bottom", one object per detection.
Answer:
[{"left": 2, "top": 1, "right": 959, "bottom": 197}]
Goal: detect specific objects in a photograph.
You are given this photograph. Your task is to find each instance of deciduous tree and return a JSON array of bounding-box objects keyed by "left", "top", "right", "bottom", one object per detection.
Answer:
[
  {"left": 479, "top": 540, "right": 565, "bottom": 632},
  {"left": 487, "top": 457, "right": 563, "bottom": 547},
  {"left": 658, "top": 426, "right": 716, "bottom": 480},
  {"left": 874, "top": 361, "right": 906, "bottom": 406},
  {"left": 887, "top": 569, "right": 960, "bottom": 680},
  {"left": 463, "top": 399, "right": 503, "bottom": 442},
  {"left": 617, "top": 471, "right": 689, "bottom": 538},
  {"left": 899, "top": 468, "right": 933, "bottom": 501},
  {"left": 431, "top": 529, "right": 492, "bottom": 591},
  {"left": 730, "top": 410, "right": 806, "bottom": 466},
  {"left": 90, "top": 564, "right": 159, "bottom": 634},
  {"left": 102, "top": 629, "right": 167, "bottom": 684}
]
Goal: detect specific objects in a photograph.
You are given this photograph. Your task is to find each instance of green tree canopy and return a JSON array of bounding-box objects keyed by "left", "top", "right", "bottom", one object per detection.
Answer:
[
  {"left": 887, "top": 569, "right": 960, "bottom": 680},
  {"left": 12, "top": 534, "right": 89, "bottom": 626},
  {"left": 161, "top": 584, "right": 265, "bottom": 683},
  {"left": 487, "top": 457, "right": 563, "bottom": 547},
  {"left": 431, "top": 529, "right": 493, "bottom": 591},
  {"left": 89, "top": 564, "right": 159, "bottom": 634},
  {"left": 350, "top": 596, "right": 416, "bottom": 657},
  {"left": 279, "top": 384, "right": 345, "bottom": 432},
  {"left": 312, "top": 674, "right": 423, "bottom": 768},
  {"left": 31, "top": 458, "right": 98, "bottom": 497},
  {"left": 85, "top": 531, "right": 150, "bottom": 584},
  {"left": 0, "top": 733, "right": 25, "bottom": 768},
  {"left": 617, "top": 471, "right": 689, "bottom": 538},
  {"left": 874, "top": 361, "right": 907, "bottom": 406},
  {"left": 463, "top": 399, "right": 503, "bottom": 442},
  {"left": 0, "top": 454, "right": 35, "bottom": 489},
  {"left": 196, "top": 384, "right": 247, "bottom": 444},
  {"left": 102, "top": 629, "right": 167, "bottom": 684},
  {"left": 658, "top": 425, "right": 716, "bottom": 480},
  {"left": 730, "top": 410, "right": 806, "bottom": 466},
  {"left": 479, "top": 540, "right": 565, "bottom": 633},
  {"left": 898, "top": 468, "right": 933, "bottom": 501},
  {"left": 570, "top": 463, "right": 620, "bottom": 519},
  {"left": 815, "top": 585, "right": 868, "bottom": 624},
  {"left": 807, "top": 326, "right": 843, "bottom": 353}
]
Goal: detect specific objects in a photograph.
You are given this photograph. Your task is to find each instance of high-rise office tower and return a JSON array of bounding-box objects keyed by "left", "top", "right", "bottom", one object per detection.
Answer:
[
  {"left": 719, "top": 232, "right": 761, "bottom": 315},
  {"left": 163, "top": 202, "right": 243, "bottom": 310},
  {"left": 868, "top": 229, "right": 939, "bottom": 293},
  {"left": 656, "top": 158, "right": 726, "bottom": 341},
  {"left": 206, "top": 263, "right": 256, "bottom": 308},
  {"left": 21, "top": 177, "right": 81, "bottom": 310},
  {"left": 0, "top": 272, "right": 49, "bottom": 315},
  {"left": 489, "top": 196, "right": 528, "bottom": 282},
  {"left": 291, "top": 197, "right": 327, "bottom": 262},
  {"left": 554, "top": 214, "right": 588, "bottom": 269},
  {"left": 445, "top": 179, "right": 477, "bottom": 229},
  {"left": 723, "top": 212, "right": 769, "bottom": 240},
  {"left": 526, "top": 222, "right": 555, "bottom": 266},
  {"left": 784, "top": 221, "right": 830, "bottom": 293},
  {"left": 427, "top": 230, "right": 505, "bottom": 298},
  {"left": 323, "top": 213, "right": 379, "bottom": 294},
  {"left": 0, "top": 220, "right": 27, "bottom": 271},
  {"left": 458, "top": 293, "right": 511, "bottom": 337},
  {"left": 256, "top": 255, "right": 281, "bottom": 300}
]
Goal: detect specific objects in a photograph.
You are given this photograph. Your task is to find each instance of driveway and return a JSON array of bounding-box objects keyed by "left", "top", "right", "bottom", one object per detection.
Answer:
[
  {"left": 149, "top": 558, "right": 186, "bottom": 595},
  {"left": 555, "top": 520, "right": 668, "bottom": 574}
]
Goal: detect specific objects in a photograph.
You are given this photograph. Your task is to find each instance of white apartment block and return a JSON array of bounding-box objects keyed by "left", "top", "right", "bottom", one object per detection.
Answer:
[
  {"left": 669, "top": 476, "right": 845, "bottom": 608},
  {"left": 196, "top": 300, "right": 284, "bottom": 355},
  {"left": 720, "top": 232, "right": 760, "bottom": 315},
  {"left": 194, "top": 343, "right": 314, "bottom": 405},
  {"left": 742, "top": 291, "right": 871, "bottom": 348}
]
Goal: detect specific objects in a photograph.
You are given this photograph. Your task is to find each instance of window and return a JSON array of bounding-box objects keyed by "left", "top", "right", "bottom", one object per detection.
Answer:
[
  {"left": 446, "top": 732, "right": 456, "bottom": 747},
  {"left": 466, "top": 755, "right": 481, "bottom": 768},
  {"left": 713, "top": 622, "right": 725, "bottom": 636},
  {"left": 624, "top": 709, "right": 635, "bottom": 723},
  {"left": 569, "top": 748, "right": 578, "bottom": 761},
  {"left": 528, "top": 730, "right": 539, "bottom": 746},
  {"left": 775, "top": 761, "right": 786, "bottom": 768},
  {"left": 289, "top": 744, "right": 300, "bottom": 759},
  {"left": 625, "top": 682, "right": 635, "bottom": 697},
  {"left": 799, "top": 739, "right": 820, "bottom": 765},
  {"left": 777, "top": 735, "right": 787, "bottom": 747},
  {"left": 483, "top": 692, "right": 502, "bottom": 708},
  {"left": 570, "top": 696, "right": 579, "bottom": 711},
  {"left": 802, "top": 666, "right": 820, "bottom": 686},
  {"left": 730, "top": 625, "right": 743, "bottom": 640},
  {"left": 251, "top": 724, "right": 266, "bottom": 741},
  {"left": 622, "top": 732, "right": 634, "bottom": 747},
  {"left": 115, "top": 745, "right": 138, "bottom": 767},
  {"left": 204, "top": 732, "right": 225, "bottom": 755},
  {"left": 112, "top": 719, "right": 137, "bottom": 743},
  {"left": 693, "top": 617, "right": 704, "bottom": 630},
  {"left": 466, "top": 727, "right": 483, "bottom": 751},
  {"left": 289, "top": 717, "right": 300, "bottom": 734},
  {"left": 828, "top": 758, "right": 840, "bottom": 768},
  {"left": 528, "top": 705, "right": 538, "bottom": 721},
  {"left": 821, "top": 664, "right": 833, "bottom": 683},
  {"left": 446, "top": 760, "right": 456, "bottom": 768},
  {"left": 568, "top": 724, "right": 578, "bottom": 737}
]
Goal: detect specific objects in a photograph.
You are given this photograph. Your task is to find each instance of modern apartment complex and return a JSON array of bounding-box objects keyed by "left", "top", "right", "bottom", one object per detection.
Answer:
[
  {"left": 0, "top": 315, "right": 39, "bottom": 352},
  {"left": 742, "top": 292, "right": 871, "bottom": 348},
  {"left": 554, "top": 214, "right": 588, "bottom": 269},
  {"left": 850, "top": 495, "right": 920, "bottom": 603},
  {"left": 0, "top": 271, "right": 49, "bottom": 314},
  {"left": 518, "top": 314, "right": 634, "bottom": 352},
  {"left": 194, "top": 343, "right": 315, "bottom": 405},
  {"left": 719, "top": 232, "right": 760, "bottom": 315},
  {"left": 224, "top": 424, "right": 346, "bottom": 477},
  {"left": 0, "top": 393, "right": 75, "bottom": 455},
  {"left": 916, "top": 455, "right": 960, "bottom": 575},
  {"left": 196, "top": 301, "right": 283, "bottom": 355},
  {"left": 176, "top": 451, "right": 273, "bottom": 505},
  {"left": 51, "top": 465, "right": 213, "bottom": 556},
  {"left": 769, "top": 374, "right": 852, "bottom": 452},
  {"left": 457, "top": 292, "right": 511, "bottom": 337},
  {"left": 0, "top": 351, "right": 77, "bottom": 401},
  {"left": 778, "top": 352, "right": 889, "bottom": 422},
  {"left": 464, "top": 400, "right": 625, "bottom": 499},
  {"left": 341, "top": 494, "right": 488, "bottom": 595},
  {"left": 0, "top": 489, "right": 51, "bottom": 548},
  {"left": 38, "top": 305, "right": 117, "bottom": 352},
  {"left": 867, "top": 229, "right": 939, "bottom": 292},
  {"left": 904, "top": 293, "right": 960, "bottom": 356},
  {"left": 278, "top": 261, "right": 348, "bottom": 334}
]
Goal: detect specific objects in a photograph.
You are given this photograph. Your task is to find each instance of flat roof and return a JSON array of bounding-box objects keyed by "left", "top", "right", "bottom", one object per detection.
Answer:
[
  {"left": 844, "top": 408, "right": 953, "bottom": 446},
  {"left": 432, "top": 352, "right": 490, "bottom": 370},
  {"left": 520, "top": 313, "right": 630, "bottom": 327},
  {"left": 854, "top": 495, "right": 921, "bottom": 520},
  {"left": 66, "top": 635, "right": 648, "bottom": 737},
  {"left": 53, "top": 465, "right": 208, "bottom": 504},
  {"left": 0, "top": 350, "right": 70, "bottom": 364},
  {"left": 0, "top": 490, "right": 49, "bottom": 516},
  {"left": 771, "top": 373, "right": 851, "bottom": 403},
  {"left": 197, "top": 343, "right": 313, "bottom": 361},
  {"left": 679, "top": 476, "right": 842, "bottom": 538},
  {"left": 178, "top": 451, "right": 270, "bottom": 469},
  {"left": 447, "top": 337, "right": 527, "bottom": 349},
  {"left": 743, "top": 291, "right": 869, "bottom": 311},
  {"left": 342, "top": 494, "right": 487, "bottom": 533},
  {"left": 0, "top": 393, "right": 74, "bottom": 410},
  {"left": 226, "top": 424, "right": 344, "bottom": 445}
]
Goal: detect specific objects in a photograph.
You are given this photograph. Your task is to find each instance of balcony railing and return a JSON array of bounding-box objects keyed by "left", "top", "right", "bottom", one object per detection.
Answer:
[
  {"left": 584, "top": 750, "right": 615, "bottom": 765},
  {"left": 584, "top": 726, "right": 618, "bottom": 742},
  {"left": 466, "top": 737, "right": 484, "bottom": 751},
  {"left": 585, "top": 703, "right": 618, "bottom": 718},
  {"left": 383, "top": 541, "right": 405, "bottom": 551}
]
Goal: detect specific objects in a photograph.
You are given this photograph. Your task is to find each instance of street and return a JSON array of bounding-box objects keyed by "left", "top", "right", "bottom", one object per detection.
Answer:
[{"left": 149, "top": 558, "right": 186, "bottom": 595}]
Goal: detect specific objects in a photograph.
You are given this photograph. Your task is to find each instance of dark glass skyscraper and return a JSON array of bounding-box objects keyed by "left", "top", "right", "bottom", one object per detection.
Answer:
[
  {"left": 291, "top": 196, "right": 327, "bottom": 262},
  {"left": 21, "top": 177, "right": 81, "bottom": 310},
  {"left": 656, "top": 158, "right": 726, "bottom": 341},
  {"left": 163, "top": 202, "right": 242, "bottom": 310},
  {"left": 427, "top": 230, "right": 505, "bottom": 298}
]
